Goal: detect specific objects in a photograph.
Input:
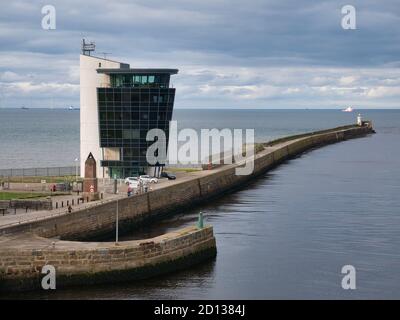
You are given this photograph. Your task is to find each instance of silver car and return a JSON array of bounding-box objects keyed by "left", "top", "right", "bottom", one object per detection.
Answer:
[
  {"left": 139, "top": 175, "right": 158, "bottom": 184},
  {"left": 125, "top": 177, "right": 139, "bottom": 187}
]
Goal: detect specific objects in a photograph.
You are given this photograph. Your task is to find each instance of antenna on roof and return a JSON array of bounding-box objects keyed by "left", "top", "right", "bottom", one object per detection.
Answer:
[
  {"left": 81, "top": 38, "right": 96, "bottom": 56},
  {"left": 99, "top": 52, "right": 112, "bottom": 60}
]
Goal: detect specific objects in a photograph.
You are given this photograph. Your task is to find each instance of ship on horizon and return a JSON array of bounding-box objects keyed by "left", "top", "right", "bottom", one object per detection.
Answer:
[{"left": 342, "top": 106, "right": 354, "bottom": 112}]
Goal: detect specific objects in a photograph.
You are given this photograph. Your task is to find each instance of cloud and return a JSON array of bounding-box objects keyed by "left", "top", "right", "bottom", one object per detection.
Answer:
[
  {"left": 0, "top": 0, "right": 399, "bottom": 108},
  {"left": 365, "top": 86, "right": 400, "bottom": 98},
  {"left": 339, "top": 76, "right": 358, "bottom": 86},
  {"left": 0, "top": 71, "right": 24, "bottom": 82}
]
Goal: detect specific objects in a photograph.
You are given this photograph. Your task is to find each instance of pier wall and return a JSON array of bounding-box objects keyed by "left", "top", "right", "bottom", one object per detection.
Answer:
[
  {"left": 0, "top": 226, "right": 216, "bottom": 291},
  {"left": 0, "top": 124, "right": 373, "bottom": 291},
  {"left": 0, "top": 124, "right": 373, "bottom": 240}
]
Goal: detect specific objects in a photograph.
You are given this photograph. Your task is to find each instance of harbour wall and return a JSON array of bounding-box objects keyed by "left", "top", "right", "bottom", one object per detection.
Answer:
[
  {"left": 0, "top": 124, "right": 373, "bottom": 241},
  {"left": 0, "top": 226, "right": 216, "bottom": 291},
  {"left": 0, "top": 124, "right": 373, "bottom": 291}
]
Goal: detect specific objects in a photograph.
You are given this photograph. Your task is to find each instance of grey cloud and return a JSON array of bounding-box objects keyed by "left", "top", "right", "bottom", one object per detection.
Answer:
[{"left": 0, "top": 0, "right": 399, "bottom": 109}]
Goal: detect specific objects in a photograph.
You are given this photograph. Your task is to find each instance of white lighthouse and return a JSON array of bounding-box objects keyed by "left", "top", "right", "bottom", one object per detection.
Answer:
[{"left": 357, "top": 113, "right": 362, "bottom": 126}]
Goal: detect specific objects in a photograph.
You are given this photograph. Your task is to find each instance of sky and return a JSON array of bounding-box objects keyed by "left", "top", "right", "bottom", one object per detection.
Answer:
[{"left": 0, "top": 0, "right": 399, "bottom": 109}]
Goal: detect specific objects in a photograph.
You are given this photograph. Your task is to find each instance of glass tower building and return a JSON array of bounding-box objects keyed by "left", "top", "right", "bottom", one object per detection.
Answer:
[{"left": 80, "top": 49, "right": 178, "bottom": 179}]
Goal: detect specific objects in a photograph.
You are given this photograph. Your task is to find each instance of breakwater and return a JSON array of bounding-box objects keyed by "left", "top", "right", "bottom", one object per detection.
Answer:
[
  {"left": 0, "top": 123, "right": 374, "bottom": 240},
  {"left": 0, "top": 123, "right": 374, "bottom": 291},
  {"left": 0, "top": 226, "right": 216, "bottom": 291}
]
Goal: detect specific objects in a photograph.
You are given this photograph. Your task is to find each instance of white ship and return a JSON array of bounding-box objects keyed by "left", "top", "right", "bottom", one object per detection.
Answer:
[{"left": 342, "top": 106, "right": 354, "bottom": 112}]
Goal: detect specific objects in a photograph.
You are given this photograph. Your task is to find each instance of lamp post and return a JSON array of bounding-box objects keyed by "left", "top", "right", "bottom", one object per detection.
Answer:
[
  {"left": 74, "top": 158, "right": 79, "bottom": 181},
  {"left": 115, "top": 199, "right": 119, "bottom": 245}
]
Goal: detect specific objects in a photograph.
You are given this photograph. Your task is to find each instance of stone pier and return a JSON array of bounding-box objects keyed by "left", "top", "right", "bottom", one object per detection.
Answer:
[{"left": 0, "top": 123, "right": 374, "bottom": 291}]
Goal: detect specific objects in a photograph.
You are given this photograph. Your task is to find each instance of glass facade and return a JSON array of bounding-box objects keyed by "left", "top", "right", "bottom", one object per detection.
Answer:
[
  {"left": 110, "top": 74, "right": 170, "bottom": 88},
  {"left": 97, "top": 75, "right": 175, "bottom": 178}
]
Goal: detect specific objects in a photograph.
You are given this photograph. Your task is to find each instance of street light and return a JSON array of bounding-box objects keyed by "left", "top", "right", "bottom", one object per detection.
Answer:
[
  {"left": 74, "top": 158, "right": 79, "bottom": 181},
  {"left": 115, "top": 199, "right": 119, "bottom": 245}
]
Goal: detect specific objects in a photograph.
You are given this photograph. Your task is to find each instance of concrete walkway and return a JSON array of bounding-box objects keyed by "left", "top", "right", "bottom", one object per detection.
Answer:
[
  {"left": 0, "top": 192, "right": 125, "bottom": 229},
  {"left": 0, "top": 140, "right": 292, "bottom": 231}
]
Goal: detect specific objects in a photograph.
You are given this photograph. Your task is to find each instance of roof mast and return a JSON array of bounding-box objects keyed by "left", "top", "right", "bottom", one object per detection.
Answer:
[{"left": 81, "top": 39, "right": 96, "bottom": 56}]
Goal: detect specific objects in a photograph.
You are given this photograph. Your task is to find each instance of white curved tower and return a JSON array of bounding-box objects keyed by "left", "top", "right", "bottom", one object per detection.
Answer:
[{"left": 80, "top": 49, "right": 125, "bottom": 178}]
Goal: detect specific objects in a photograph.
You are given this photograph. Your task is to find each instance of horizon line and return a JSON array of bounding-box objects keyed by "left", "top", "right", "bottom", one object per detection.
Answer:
[{"left": 1, "top": 107, "right": 400, "bottom": 111}]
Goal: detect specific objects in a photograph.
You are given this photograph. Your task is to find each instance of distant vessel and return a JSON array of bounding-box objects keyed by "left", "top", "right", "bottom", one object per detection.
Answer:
[
  {"left": 21, "top": 106, "right": 29, "bottom": 110},
  {"left": 69, "top": 106, "right": 75, "bottom": 110},
  {"left": 342, "top": 106, "right": 354, "bottom": 112}
]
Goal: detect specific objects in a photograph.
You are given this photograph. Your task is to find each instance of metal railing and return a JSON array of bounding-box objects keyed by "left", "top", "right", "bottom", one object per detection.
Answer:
[
  {"left": 0, "top": 194, "right": 126, "bottom": 230},
  {"left": 0, "top": 166, "right": 80, "bottom": 178}
]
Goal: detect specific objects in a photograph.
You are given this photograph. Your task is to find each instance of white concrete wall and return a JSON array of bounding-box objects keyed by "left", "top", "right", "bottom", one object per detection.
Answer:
[{"left": 79, "top": 55, "right": 122, "bottom": 178}]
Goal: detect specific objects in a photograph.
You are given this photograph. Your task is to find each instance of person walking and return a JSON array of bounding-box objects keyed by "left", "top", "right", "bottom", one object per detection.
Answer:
[{"left": 67, "top": 205, "right": 73, "bottom": 214}]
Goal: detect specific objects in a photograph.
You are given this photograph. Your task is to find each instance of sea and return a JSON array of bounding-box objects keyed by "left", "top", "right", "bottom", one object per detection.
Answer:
[{"left": 1, "top": 108, "right": 399, "bottom": 299}]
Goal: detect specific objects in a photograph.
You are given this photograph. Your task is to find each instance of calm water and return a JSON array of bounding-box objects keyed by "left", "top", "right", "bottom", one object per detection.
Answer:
[
  {"left": 1, "top": 109, "right": 400, "bottom": 299},
  {"left": 0, "top": 108, "right": 388, "bottom": 169}
]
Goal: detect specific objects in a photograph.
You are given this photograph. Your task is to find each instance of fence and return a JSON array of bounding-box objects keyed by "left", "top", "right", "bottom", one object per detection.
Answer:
[
  {"left": 0, "top": 164, "right": 201, "bottom": 178},
  {"left": 0, "top": 166, "right": 80, "bottom": 178}
]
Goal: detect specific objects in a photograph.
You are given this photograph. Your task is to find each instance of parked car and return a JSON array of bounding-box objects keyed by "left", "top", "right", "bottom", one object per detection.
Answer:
[
  {"left": 125, "top": 177, "right": 139, "bottom": 186},
  {"left": 161, "top": 172, "right": 176, "bottom": 180},
  {"left": 139, "top": 175, "right": 158, "bottom": 184}
]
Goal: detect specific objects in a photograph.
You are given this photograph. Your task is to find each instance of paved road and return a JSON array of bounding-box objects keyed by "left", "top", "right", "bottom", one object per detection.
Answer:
[{"left": 0, "top": 192, "right": 125, "bottom": 229}]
